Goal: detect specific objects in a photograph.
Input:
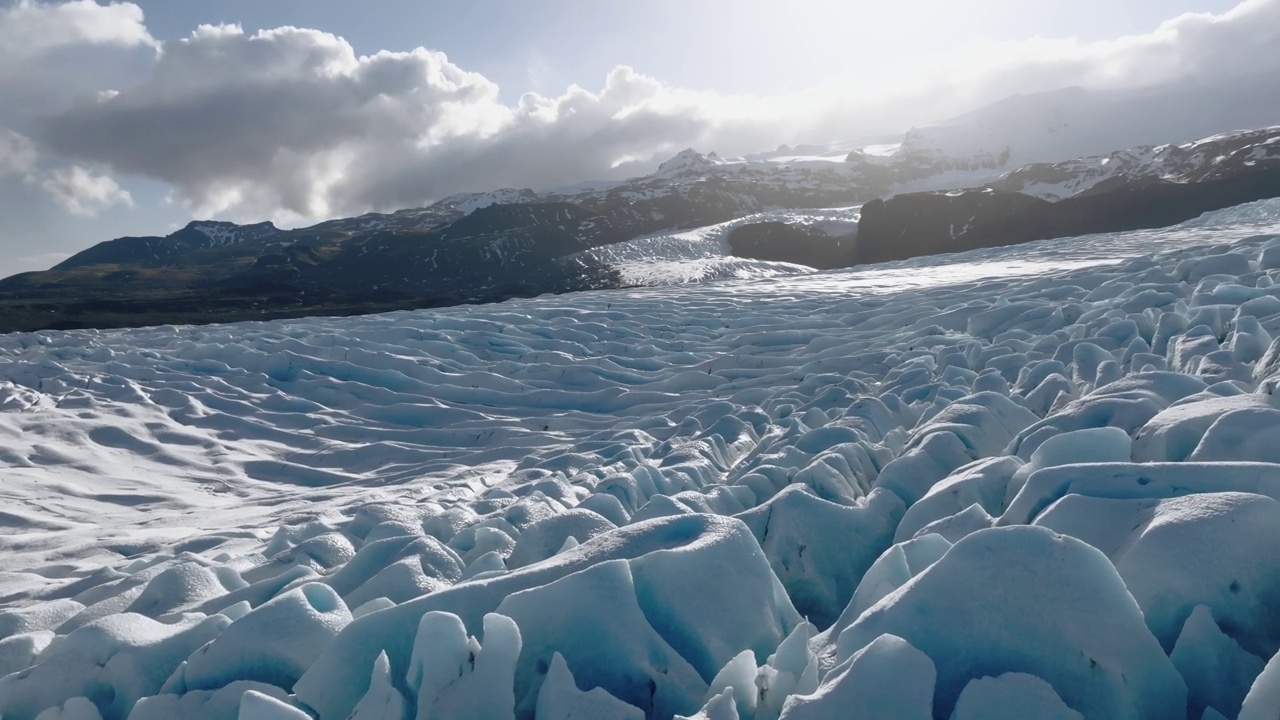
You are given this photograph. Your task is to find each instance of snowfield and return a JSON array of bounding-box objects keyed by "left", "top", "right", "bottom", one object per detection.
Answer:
[
  {"left": 5, "top": 201, "right": 1280, "bottom": 719},
  {"left": 576, "top": 205, "right": 861, "bottom": 286}
]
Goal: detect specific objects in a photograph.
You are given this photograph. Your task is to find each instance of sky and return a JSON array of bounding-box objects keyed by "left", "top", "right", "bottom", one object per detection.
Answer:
[{"left": 0, "top": 0, "right": 1275, "bottom": 277}]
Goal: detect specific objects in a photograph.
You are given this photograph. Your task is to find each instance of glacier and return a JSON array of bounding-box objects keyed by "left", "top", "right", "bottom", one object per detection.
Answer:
[{"left": 4, "top": 200, "right": 1280, "bottom": 718}]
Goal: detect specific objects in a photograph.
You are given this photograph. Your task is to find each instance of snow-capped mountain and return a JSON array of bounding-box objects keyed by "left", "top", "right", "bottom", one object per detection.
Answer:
[
  {"left": 6, "top": 89, "right": 1280, "bottom": 333},
  {"left": 653, "top": 148, "right": 726, "bottom": 177},
  {"left": 993, "top": 125, "right": 1280, "bottom": 200},
  {"left": 0, "top": 146, "right": 896, "bottom": 332},
  {"left": 856, "top": 125, "right": 1280, "bottom": 265},
  {"left": 186, "top": 221, "right": 283, "bottom": 248},
  {"left": 51, "top": 221, "right": 285, "bottom": 271}
]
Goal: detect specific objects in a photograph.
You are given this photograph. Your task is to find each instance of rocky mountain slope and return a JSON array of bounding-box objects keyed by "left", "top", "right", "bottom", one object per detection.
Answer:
[
  {"left": 0, "top": 135, "right": 1020, "bottom": 332},
  {"left": 855, "top": 125, "right": 1280, "bottom": 265},
  {"left": 991, "top": 125, "right": 1280, "bottom": 200}
]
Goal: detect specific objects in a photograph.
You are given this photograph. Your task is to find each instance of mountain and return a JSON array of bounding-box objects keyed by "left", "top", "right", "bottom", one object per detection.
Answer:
[
  {"left": 716, "top": 124, "right": 1280, "bottom": 269},
  {"left": 855, "top": 125, "right": 1280, "bottom": 264},
  {"left": 53, "top": 220, "right": 285, "bottom": 270},
  {"left": 5, "top": 88, "right": 1280, "bottom": 333},
  {"left": 0, "top": 136, "right": 1042, "bottom": 333},
  {"left": 991, "top": 125, "right": 1280, "bottom": 200}
]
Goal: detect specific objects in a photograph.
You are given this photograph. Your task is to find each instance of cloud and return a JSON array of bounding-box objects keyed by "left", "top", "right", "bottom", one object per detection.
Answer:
[
  {"left": 0, "top": 0, "right": 154, "bottom": 59},
  {"left": 33, "top": 23, "right": 884, "bottom": 222},
  {"left": 0, "top": 129, "right": 129, "bottom": 217},
  {"left": 0, "top": 0, "right": 156, "bottom": 129},
  {"left": 38, "top": 24, "right": 513, "bottom": 220},
  {"left": 38, "top": 165, "right": 133, "bottom": 216},
  {"left": 0, "top": 129, "right": 37, "bottom": 178},
  {"left": 938, "top": 0, "right": 1280, "bottom": 104},
  {"left": 23, "top": 0, "right": 1280, "bottom": 229},
  {"left": 0, "top": 1, "right": 149, "bottom": 217}
]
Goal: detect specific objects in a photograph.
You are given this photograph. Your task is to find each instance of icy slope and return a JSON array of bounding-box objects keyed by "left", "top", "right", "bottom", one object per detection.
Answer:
[
  {"left": 5, "top": 202, "right": 1280, "bottom": 718},
  {"left": 576, "top": 205, "right": 861, "bottom": 285}
]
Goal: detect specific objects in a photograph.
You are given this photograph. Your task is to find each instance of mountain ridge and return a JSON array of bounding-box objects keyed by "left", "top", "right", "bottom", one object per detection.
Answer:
[{"left": 4, "top": 100, "right": 1280, "bottom": 333}]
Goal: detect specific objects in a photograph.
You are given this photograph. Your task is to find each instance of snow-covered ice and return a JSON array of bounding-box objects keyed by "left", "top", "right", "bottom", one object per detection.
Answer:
[
  {"left": 4, "top": 200, "right": 1280, "bottom": 718},
  {"left": 575, "top": 206, "right": 859, "bottom": 287}
]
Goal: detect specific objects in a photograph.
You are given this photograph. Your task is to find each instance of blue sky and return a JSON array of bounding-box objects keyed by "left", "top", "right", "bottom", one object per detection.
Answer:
[{"left": 0, "top": 0, "right": 1269, "bottom": 276}]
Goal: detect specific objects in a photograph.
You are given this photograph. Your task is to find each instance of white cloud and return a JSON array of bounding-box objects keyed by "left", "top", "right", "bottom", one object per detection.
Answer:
[
  {"left": 0, "top": 122, "right": 127, "bottom": 218},
  {"left": 32, "top": 23, "right": 891, "bottom": 222},
  {"left": 0, "top": 0, "right": 157, "bottom": 130},
  {"left": 0, "top": 129, "right": 37, "bottom": 178},
  {"left": 933, "top": 0, "right": 1280, "bottom": 105},
  {"left": 18, "top": 0, "right": 1280, "bottom": 229},
  {"left": 0, "top": 0, "right": 154, "bottom": 59},
  {"left": 39, "top": 24, "right": 513, "bottom": 220},
  {"left": 38, "top": 164, "right": 133, "bottom": 216}
]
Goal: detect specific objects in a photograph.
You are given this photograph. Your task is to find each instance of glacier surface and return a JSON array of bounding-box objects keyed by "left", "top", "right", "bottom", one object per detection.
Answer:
[{"left": 4, "top": 201, "right": 1280, "bottom": 718}]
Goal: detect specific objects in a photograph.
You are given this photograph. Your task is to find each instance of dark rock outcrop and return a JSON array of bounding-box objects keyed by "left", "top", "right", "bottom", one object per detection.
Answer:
[
  {"left": 856, "top": 191, "right": 1052, "bottom": 264},
  {"left": 857, "top": 166, "right": 1280, "bottom": 264},
  {"left": 726, "top": 222, "right": 856, "bottom": 269}
]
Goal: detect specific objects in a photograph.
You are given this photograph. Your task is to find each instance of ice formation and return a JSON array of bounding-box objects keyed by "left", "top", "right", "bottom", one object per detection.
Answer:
[{"left": 3, "top": 200, "right": 1280, "bottom": 718}]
